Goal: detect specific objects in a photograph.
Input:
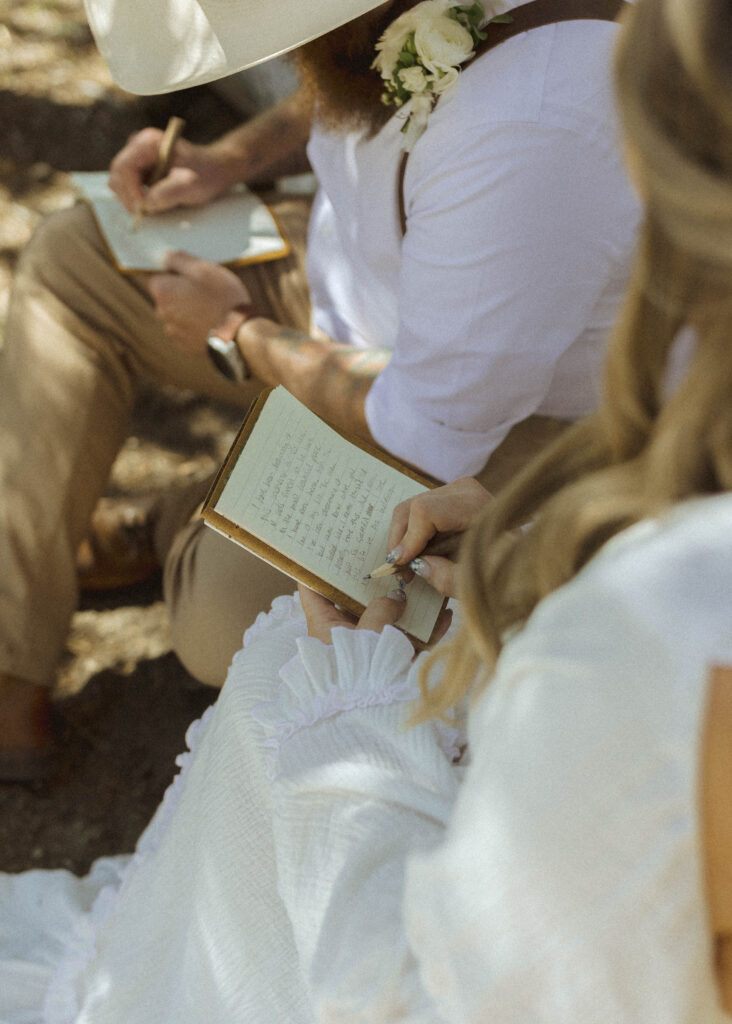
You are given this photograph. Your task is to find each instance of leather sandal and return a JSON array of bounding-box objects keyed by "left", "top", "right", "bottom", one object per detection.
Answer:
[
  {"left": 0, "top": 674, "right": 55, "bottom": 783},
  {"left": 77, "top": 495, "right": 160, "bottom": 592}
]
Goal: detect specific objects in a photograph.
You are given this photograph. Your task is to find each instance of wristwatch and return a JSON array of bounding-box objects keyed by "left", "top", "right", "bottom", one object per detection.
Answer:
[{"left": 206, "top": 303, "right": 264, "bottom": 383}]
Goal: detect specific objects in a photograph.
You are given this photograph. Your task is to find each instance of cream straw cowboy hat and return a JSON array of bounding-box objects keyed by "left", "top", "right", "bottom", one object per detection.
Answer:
[{"left": 83, "top": 0, "right": 387, "bottom": 95}]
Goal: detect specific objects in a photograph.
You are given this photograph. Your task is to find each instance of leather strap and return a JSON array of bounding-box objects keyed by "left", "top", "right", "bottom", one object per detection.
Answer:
[{"left": 397, "top": 0, "right": 630, "bottom": 235}]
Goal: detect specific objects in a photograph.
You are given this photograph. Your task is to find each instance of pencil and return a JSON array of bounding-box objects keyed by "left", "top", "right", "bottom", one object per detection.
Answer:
[
  {"left": 132, "top": 115, "right": 186, "bottom": 230},
  {"left": 363, "top": 530, "right": 463, "bottom": 579}
]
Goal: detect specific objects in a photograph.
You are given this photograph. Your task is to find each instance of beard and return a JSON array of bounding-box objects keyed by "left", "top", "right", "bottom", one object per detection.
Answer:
[{"left": 292, "top": 0, "right": 418, "bottom": 135}]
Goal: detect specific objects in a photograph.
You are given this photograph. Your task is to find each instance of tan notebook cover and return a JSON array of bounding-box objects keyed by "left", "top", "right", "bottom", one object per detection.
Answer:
[{"left": 202, "top": 387, "right": 447, "bottom": 646}]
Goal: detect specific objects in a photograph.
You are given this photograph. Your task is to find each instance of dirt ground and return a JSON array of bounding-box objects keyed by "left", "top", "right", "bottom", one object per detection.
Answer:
[{"left": 0, "top": 0, "right": 257, "bottom": 873}]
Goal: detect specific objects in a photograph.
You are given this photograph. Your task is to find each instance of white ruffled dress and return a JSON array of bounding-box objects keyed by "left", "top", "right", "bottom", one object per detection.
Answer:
[{"left": 3, "top": 495, "right": 732, "bottom": 1022}]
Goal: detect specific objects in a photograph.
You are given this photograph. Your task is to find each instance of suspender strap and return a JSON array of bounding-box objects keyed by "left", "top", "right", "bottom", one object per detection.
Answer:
[{"left": 397, "top": 0, "right": 630, "bottom": 235}]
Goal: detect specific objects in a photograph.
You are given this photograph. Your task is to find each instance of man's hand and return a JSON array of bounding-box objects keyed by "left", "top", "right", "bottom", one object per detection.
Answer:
[
  {"left": 147, "top": 251, "right": 257, "bottom": 354},
  {"left": 385, "top": 477, "right": 493, "bottom": 598},
  {"left": 109, "top": 128, "right": 233, "bottom": 216}
]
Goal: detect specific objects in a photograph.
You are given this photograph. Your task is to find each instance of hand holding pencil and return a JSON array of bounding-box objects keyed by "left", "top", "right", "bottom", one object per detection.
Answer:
[
  {"left": 363, "top": 477, "right": 494, "bottom": 599},
  {"left": 132, "top": 115, "right": 186, "bottom": 228}
]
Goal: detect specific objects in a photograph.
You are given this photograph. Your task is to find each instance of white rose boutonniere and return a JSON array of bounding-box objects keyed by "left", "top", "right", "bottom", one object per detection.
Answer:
[{"left": 372, "top": 0, "right": 512, "bottom": 149}]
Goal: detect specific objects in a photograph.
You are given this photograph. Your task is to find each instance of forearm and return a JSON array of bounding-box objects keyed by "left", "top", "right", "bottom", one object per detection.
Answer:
[
  {"left": 237, "top": 318, "right": 390, "bottom": 441},
  {"left": 205, "top": 87, "right": 313, "bottom": 189}
]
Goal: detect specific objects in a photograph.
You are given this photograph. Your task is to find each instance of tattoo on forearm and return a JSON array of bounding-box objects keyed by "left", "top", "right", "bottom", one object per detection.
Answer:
[
  {"left": 275, "top": 327, "right": 312, "bottom": 352},
  {"left": 273, "top": 328, "right": 390, "bottom": 389}
]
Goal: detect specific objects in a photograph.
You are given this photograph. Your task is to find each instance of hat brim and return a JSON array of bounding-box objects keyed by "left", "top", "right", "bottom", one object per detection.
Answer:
[{"left": 83, "top": 0, "right": 387, "bottom": 95}]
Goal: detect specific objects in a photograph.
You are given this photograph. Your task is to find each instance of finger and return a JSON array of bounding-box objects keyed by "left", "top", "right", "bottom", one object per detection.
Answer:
[
  {"left": 143, "top": 164, "right": 197, "bottom": 213},
  {"left": 407, "top": 555, "right": 458, "bottom": 598},
  {"left": 386, "top": 497, "right": 414, "bottom": 554},
  {"left": 146, "top": 271, "right": 178, "bottom": 306},
  {"left": 384, "top": 499, "right": 437, "bottom": 567},
  {"left": 427, "top": 607, "right": 453, "bottom": 647},
  {"left": 357, "top": 590, "right": 407, "bottom": 633},
  {"left": 387, "top": 478, "right": 493, "bottom": 566},
  {"left": 299, "top": 584, "right": 355, "bottom": 643},
  {"left": 162, "top": 249, "right": 206, "bottom": 276},
  {"left": 108, "top": 128, "right": 164, "bottom": 212}
]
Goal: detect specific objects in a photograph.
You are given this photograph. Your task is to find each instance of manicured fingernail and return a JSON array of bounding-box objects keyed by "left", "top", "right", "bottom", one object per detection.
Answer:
[
  {"left": 387, "top": 587, "right": 407, "bottom": 602},
  {"left": 408, "top": 557, "right": 430, "bottom": 579},
  {"left": 385, "top": 546, "right": 403, "bottom": 565}
]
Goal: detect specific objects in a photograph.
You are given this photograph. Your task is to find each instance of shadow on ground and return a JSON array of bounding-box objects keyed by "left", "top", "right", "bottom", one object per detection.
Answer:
[
  {"left": 0, "top": 644, "right": 217, "bottom": 874},
  {"left": 0, "top": 0, "right": 261, "bottom": 875}
]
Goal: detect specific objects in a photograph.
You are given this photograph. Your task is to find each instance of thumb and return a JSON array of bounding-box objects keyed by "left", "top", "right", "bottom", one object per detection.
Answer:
[
  {"left": 162, "top": 249, "right": 203, "bottom": 276},
  {"left": 357, "top": 590, "right": 407, "bottom": 633}
]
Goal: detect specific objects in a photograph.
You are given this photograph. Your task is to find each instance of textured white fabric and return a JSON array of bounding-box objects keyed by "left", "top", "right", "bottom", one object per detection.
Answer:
[
  {"left": 3, "top": 496, "right": 732, "bottom": 1021},
  {"left": 260, "top": 495, "right": 732, "bottom": 1022},
  {"left": 0, "top": 596, "right": 314, "bottom": 1024},
  {"left": 306, "top": 6, "right": 639, "bottom": 480}
]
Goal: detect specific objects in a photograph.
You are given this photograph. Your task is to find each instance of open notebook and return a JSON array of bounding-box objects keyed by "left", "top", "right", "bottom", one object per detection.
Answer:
[
  {"left": 202, "top": 387, "right": 447, "bottom": 646},
  {"left": 70, "top": 172, "right": 289, "bottom": 271}
]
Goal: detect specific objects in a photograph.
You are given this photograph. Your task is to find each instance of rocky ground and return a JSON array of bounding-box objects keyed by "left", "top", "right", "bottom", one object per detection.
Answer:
[{"left": 0, "top": 0, "right": 254, "bottom": 873}]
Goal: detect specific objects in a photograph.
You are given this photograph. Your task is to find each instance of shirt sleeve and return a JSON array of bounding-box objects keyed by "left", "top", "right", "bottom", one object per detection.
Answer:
[
  {"left": 365, "top": 119, "right": 638, "bottom": 480},
  {"left": 254, "top": 625, "right": 462, "bottom": 1023}
]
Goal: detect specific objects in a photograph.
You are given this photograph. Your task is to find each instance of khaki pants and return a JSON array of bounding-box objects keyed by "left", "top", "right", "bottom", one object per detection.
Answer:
[
  {"left": 0, "top": 199, "right": 310, "bottom": 688},
  {"left": 0, "top": 200, "right": 568, "bottom": 689}
]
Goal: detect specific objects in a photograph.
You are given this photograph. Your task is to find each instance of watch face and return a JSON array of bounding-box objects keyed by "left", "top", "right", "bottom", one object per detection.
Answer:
[{"left": 206, "top": 334, "right": 247, "bottom": 382}]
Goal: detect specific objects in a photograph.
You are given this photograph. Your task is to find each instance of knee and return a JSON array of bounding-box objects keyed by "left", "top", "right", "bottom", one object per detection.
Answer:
[{"left": 15, "top": 203, "right": 103, "bottom": 285}]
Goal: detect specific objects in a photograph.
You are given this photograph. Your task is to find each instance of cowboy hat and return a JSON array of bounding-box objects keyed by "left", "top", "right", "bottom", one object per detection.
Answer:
[{"left": 83, "top": 0, "right": 388, "bottom": 96}]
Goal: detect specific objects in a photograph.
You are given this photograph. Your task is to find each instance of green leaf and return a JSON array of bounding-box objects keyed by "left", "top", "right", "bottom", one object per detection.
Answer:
[{"left": 488, "top": 13, "right": 514, "bottom": 23}]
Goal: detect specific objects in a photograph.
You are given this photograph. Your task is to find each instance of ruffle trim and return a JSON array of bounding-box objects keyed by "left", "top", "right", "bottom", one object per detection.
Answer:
[
  {"left": 254, "top": 625, "right": 462, "bottom": 777},
  {"left": 42, "top": 704, "right": 217, "bottom": 1024},
  {"left": 242, "top": 592, "right": 304, "bottom": 649}
]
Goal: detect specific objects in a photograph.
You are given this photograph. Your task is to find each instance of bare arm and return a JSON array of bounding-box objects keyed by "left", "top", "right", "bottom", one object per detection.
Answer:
[
  {"left": 701, "top": 664, "right": 732, "bottom": 1013},
  {"left": 110, "top": 86, "right": 313, "bottom": 214},
  {"left": 236, "top": 319, "right": 391, "bottom": 442},
  {"left": 203, "top": 86, "right": 314, "bottom": 189}
]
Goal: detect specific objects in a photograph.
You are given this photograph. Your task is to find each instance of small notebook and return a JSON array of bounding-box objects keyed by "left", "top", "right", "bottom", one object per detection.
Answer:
[
  {"left": 202, "top": 387, "right": 447, "bottom": 646},
  {"left": 70, "top": 172, "right": 290, "bottom": 271}
]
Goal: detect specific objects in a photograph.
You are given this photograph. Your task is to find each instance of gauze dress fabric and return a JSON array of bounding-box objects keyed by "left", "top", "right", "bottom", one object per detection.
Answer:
[{"left": 2, "top": 495, "right": 732, "bottom": 1021}]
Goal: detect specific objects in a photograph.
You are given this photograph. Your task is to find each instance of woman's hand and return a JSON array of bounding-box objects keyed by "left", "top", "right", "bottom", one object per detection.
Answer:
[
  {"left": 384, "top": 477, "right": 493, "bottom": 598},
  {"left": 146, "top": 251, "right": 258, "bottom": 354},
  {"left": 108, "top": 128, "right": 234, "bottom": 215},
  {"left": 299, "top": 584, "right": 407, "bottom": 645},
  {"left": 300, "top": 584, "right": 453, "bottom": 648}
]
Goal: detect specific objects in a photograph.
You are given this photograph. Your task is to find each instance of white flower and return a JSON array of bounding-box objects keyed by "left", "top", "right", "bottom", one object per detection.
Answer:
[
  {"left": 373, "top": 0, "right": 492, "bottom": 150},
  {"left": 414, "top": 11, "right": 475, "bottom": 75},
  {"left": 397, "top": 65, "right": 430, "bottom": 94},
  {"left": 373, "top": 0, "right": 453, "bottom": 74}
]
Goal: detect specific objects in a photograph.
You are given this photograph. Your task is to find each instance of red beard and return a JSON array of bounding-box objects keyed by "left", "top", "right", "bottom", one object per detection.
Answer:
[{"left": 293, "top": 0, "right": 419, "bottom": 134}]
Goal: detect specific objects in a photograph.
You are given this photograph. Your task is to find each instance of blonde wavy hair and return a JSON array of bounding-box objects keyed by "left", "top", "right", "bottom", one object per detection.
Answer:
[{"left": 417, "top": 0, "right": 732, "bottom": 720}]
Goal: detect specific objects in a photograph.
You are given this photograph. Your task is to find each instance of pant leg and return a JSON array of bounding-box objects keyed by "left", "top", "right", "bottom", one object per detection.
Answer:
[
  {"left": 0, "top": 198, "right": 302, "bottom": 686},
  {"left": 159, "top": 193, "right": 313, "bottom": 687}
]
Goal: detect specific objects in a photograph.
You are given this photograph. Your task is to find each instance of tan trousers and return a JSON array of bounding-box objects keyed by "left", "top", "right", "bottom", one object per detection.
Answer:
[
  {"left": 0, "top": 200, "right": 568, "bottom": 689},
  {"left": 0, "top": 199, "right": 311, "bottom": 688}
]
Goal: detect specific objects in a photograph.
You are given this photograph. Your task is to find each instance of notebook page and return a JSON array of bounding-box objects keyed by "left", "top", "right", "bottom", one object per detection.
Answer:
[
  {"left": 70, "top": 173, "right": 286, "bottom": 270},
  {"left": 214, "top": 388, "right": 445, "bottom": 642}
]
